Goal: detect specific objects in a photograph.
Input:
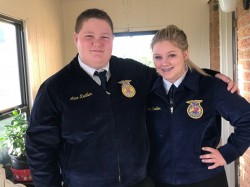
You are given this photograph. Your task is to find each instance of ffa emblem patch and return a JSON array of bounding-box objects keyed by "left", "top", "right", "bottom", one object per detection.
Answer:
[
  {"left": 118, "top": 80, "right": 136, "bottom": 98},
  {"left": 186, "top": 100, "right": 203, "bottom": 119}
]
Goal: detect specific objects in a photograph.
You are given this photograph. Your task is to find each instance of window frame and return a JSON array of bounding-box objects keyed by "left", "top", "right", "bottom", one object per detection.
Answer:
[
  {"left": 0, "top": 14, "right": 29, "bottom": 119},
  {"left": 114, "top": 30, "right": 158, "bottom": 37}
]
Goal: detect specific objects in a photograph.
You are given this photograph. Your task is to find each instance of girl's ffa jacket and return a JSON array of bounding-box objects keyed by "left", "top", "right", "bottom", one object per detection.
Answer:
[
  {"left": 146, "top": 69, "right": 250, "bottom": 185},
  {"left": 26, "top": 55, "right": 156, "bottom": 187}
]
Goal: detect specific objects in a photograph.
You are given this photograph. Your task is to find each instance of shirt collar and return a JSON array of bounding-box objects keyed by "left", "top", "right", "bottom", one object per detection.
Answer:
[
  {"left": 151, "top": 68, "right": 201, "bottom": 96},
  {"left": 78, "top": 55, "right": 110, "bottom": 77},
  {"left": 162, "top": 68, "right": 188, "bottom": 92}
]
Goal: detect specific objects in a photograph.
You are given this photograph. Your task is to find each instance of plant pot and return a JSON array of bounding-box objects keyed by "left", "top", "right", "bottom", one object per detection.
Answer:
[
  {"left": 9, "top": 154, "right": 29, "bottom": 169},
  {"left": 9, "top": 154, "right": 32, "bottom": 182},
  {"left": 11, "top": 166, "right": 32, "bottom": 182}
]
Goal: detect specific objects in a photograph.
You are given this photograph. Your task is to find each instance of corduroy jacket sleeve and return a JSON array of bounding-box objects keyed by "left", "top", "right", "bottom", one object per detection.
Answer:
[
  {"left": 202, "top": 68, "right": 219, "bottom": 77},
  {"left": 214, "top": 80, "right": 250, "bottom": 164},
  {"left": 26, "top": 80, "right": 63, "bottom": 187}
]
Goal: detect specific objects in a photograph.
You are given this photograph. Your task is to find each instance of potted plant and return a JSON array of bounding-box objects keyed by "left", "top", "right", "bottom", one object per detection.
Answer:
[{"left": 0, "top": 109, "right": 32, "bottom": 182}]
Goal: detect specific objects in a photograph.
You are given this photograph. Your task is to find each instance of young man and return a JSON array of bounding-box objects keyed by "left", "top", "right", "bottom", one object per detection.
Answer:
[{"left": 26, "top": 9, "right": 237, "bottom": 187}]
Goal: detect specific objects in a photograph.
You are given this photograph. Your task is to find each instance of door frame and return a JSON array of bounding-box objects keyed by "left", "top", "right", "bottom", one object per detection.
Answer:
[{"left": 219, "top": 9, "right": 238, "bottom": 187}]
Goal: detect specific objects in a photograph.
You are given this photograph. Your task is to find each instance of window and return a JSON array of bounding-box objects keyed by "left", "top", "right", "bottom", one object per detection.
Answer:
[
  {"left": 112, "top": 31, "right": 157, "bottom": 67},
  {"left": 0, "top": 15, "right": 29, "bottom": 119},
  {"left": 0, "top": 14, "right": 29, "bottom": 169}
]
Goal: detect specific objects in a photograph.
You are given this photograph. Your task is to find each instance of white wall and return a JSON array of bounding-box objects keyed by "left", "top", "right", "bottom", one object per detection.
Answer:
[{"left": 62, "top": 0, "right": 210, "bottom": 69}]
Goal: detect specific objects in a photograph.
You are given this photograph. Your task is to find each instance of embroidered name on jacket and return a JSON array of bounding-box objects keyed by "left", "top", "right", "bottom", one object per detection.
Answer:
[
  {"left": 186, "top": 100, "right": 203, "bottom": 119},
  {"left": 147, "top": 106, "right": 161, "bottom": 111},
  {"left": 70, "top": 92, "right": 93, "bottom": 101}
]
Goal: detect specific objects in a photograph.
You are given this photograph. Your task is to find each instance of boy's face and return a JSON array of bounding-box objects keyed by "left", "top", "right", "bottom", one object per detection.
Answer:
[{"left": 74, "top": 18, "right": 114, "bottom": 69}]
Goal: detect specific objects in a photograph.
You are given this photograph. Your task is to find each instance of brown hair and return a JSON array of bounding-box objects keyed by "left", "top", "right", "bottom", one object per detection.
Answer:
[
  {"left": 151, "top": 25, "right": 208, "bottom": 76},
  {"left": 75, "top": 8, "right": 114, "bottom": 33}
]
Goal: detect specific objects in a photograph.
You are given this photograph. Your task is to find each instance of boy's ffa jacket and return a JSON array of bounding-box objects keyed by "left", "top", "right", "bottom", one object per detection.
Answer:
[
  {"left": 26, "top": 55, "right": 156, "bottom": 187},
  {"left": 146, "top": 69, "right": 250, "bottom": 185}
]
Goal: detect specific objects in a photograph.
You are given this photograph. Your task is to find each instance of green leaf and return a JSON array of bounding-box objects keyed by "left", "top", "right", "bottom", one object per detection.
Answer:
[{"left": 0, "top": 108, "right": 28, "bottom": 156}]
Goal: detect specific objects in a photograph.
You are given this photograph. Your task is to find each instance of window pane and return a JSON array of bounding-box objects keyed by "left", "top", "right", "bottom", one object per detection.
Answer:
[
  {"left": 0, "top": 21, "right": 22, "bottom": 112},
  {"left": 112, "top": 34, "right": 154, "bottom": 67}
]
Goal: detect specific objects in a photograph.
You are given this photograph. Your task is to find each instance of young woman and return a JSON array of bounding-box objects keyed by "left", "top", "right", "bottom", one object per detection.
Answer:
[{"left": 146, "top": 25, "right": 250, "bottom": 187}]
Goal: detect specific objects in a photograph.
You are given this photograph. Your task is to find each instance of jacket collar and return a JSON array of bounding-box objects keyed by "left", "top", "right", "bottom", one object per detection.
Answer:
[{"left": 151, "top": 69, "right": 200, "bottom": 95}]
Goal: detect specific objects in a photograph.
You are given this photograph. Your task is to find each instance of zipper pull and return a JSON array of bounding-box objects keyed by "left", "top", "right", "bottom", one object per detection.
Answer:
[
  {"left": 170, "top": 100, "right": 174, "bottom": 113},
  {"left": 168, "top": 84, "right": 175, "bottom": 114}
]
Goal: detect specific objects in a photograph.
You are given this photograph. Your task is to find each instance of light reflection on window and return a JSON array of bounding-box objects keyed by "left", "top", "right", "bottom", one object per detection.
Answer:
[
  {"left": 112, "top": 34, "right": 154, "bottom": 67},
  {"left": 0, "top": 21, "right": 22, "bottom": 112}
]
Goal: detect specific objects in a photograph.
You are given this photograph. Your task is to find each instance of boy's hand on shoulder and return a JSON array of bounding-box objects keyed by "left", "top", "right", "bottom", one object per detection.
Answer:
[{"left": 215, "top": 73, "right": 239, "bottom": 94}]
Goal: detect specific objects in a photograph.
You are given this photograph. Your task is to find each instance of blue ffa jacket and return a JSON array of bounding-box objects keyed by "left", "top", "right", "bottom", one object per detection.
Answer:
[
  {"left": 26, "top": 55, "right": 156, "bottom": 187},
  {"left": 146, "top": 69, "right": 250, "bottom": 185}
]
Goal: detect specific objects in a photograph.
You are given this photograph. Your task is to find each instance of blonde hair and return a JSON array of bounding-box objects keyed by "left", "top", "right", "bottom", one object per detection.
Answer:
[{"left": 151, "top": 25, "right": 209, "bottom": 76}]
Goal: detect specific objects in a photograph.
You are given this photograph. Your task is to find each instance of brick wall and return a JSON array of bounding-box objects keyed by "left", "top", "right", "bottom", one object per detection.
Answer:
[{"left": 236, "top": 0, "right": 250, "bottom": 186}]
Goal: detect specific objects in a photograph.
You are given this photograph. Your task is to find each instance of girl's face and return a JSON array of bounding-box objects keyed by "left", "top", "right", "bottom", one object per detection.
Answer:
[{"left": 152, "top": 40, "right": 189, "bottom": 83}]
